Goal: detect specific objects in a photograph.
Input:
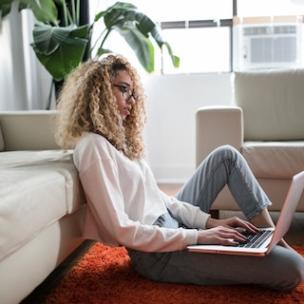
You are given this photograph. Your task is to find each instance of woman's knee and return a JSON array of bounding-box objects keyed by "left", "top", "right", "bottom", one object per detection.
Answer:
[
  {"left": 281, "top": 255, "right": 304, "bottom": 291},
  {"left": 269, "top": 248, "right": 304, "bottom": 291},
  {"left": 211, "top": 144, "right": 240, "bottom": 162}
]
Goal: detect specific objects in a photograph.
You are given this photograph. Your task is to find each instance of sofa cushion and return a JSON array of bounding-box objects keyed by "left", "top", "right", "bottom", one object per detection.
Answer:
[
  {"left": 0, "top": 150, "right": 84, "bottom": 262},
  {"left": 0, "top": 110, "right": 58, "bottom": 151},
  {"left": 235, "top": 70, "right": 304, "bottom": 141},
  {"left": 241, "top": 141, "right": 304, "bottom": 179},
  {"left": 0, "top": 149, "right": 71, "bottom": 166}
]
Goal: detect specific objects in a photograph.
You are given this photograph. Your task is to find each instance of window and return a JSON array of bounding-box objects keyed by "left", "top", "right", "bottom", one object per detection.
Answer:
[
  {"left": 237, "top": 0, "right": 304, "bottom": 17},
  {"left": 97, "top": 0, "right": 233, "bottom": 74},
  {"left": 130, "top": 0, "right": 232, "bottom": 22},
  {"left": 90, "top": 0, "right": 304, "bottom": 74},
  {"left": 162, "top": 27, "right": 231, "bottom": 74},
  {"left": 158, "top": 0, "right": 233, "bottom": 74}
]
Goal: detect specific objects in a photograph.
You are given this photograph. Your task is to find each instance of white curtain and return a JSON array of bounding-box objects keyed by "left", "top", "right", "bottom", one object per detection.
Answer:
[{"left": 0, "top": 4, "right": 54, "bottom": 111}]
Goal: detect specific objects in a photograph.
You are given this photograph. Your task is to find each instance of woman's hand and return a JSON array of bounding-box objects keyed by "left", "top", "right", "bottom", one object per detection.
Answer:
[
  {"left": 196, "top": 216, "right": 260, "bottom": 245},
  {"left": 197, "top": 226, "right": 248, "bottom": 245},
  {"left": 206, "top": 216, "right": 259, "bottom": 234}
]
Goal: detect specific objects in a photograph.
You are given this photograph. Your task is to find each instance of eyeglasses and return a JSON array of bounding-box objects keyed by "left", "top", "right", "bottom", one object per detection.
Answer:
[{"left": 113, "top": 84, "right": 138, "bottom": 102}]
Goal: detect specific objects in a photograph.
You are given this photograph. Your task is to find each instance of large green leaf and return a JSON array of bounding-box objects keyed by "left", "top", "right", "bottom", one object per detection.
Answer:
[
  {"left": 0, "top": 0, "right": 58, "bottom": 26},
  {"left": 95, "top": 2, "right": 137, "bottom": 24},
  {"left": 163, "top": 42, "right": 180, "bottom": 68},
  {"left": 0, "top": 0, "right": 13, "bottom": 20},
  {"left": 115, "top": 22, "right": 154, "bottom": 73},
  {"left": 31, "top": 23, "right": 90, "bottom": 81},
  {"left": 96, "top": 47, "right": 112, "bottom": 57},
  {"left": 103, "top": 2, "right": 137, "bottom": 28},
  {"left": 150, "top": 27, "right": 180, "bottom": 68},
  {"left": 94, "top": 1, "right": 179, "bottom": 72},
  {"left": 20, "top": 0, "right": 58, "bottom": 24}
]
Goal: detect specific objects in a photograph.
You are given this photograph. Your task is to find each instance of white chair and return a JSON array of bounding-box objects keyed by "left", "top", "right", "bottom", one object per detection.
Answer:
[{"left": 196, "top": 70, "right": 304, "bottom": 213}]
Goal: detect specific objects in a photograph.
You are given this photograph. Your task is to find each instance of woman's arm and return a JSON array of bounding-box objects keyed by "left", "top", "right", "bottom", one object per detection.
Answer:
[
  {"left": 160, "top": 191, "right": 210, "bottom": 229},
  {"left": 161, "top": 192, "right": 258, "bottom": 246},
  {"left": 79, "top": 158, "right": 199, "bottom": 252}
]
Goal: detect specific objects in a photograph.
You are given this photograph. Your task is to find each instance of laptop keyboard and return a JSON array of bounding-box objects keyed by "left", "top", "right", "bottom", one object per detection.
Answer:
[{"left": 237, "top": 229, "right": 273, "bottom": 248}]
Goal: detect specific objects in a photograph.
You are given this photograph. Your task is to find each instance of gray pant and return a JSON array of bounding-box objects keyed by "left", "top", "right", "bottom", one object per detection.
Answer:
[{"left": 128, "top": 145, "right": 304, "bottom": 290}]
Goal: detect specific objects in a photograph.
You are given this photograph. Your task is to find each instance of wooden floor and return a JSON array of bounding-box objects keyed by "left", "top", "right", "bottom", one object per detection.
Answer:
[{"left": 160, "top": 183, "right": 304, "bottom": 247}]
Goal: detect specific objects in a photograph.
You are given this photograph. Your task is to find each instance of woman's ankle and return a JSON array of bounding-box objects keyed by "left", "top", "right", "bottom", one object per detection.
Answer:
[{"left": 250, "top": 208, "right": 275, "bottom": 228}]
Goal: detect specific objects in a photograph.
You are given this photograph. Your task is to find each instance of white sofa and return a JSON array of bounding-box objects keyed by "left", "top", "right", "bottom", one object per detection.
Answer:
[
  {"left": 0, "top": 111, "right": 85, "bottom": 304},
  {"left": 196, "top": 70, "right": 304, "bottom": 213}
]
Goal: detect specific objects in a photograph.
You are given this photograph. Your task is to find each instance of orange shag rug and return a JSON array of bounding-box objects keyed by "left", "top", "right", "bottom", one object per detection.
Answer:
[{"left": 45, "top": 244, "right": 304, "bottom": 304}]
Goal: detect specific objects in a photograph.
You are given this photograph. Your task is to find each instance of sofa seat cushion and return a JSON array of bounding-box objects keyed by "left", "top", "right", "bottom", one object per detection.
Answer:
[
  {"left": 0, "top": 150, "right": 84, "bottom": 261},
  {"left": 241, "top": 141, "right": 304, "bottom": 179},
  {"left": 0, "top": 150, "right": 72, "bottom": 169},
  {"left": 0, "top": 150, "right": 82, "bottom": 214}
]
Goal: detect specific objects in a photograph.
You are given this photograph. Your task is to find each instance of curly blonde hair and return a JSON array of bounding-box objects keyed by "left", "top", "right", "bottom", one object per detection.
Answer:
[{"left": 55, "top": 54, "right": 146, "bottom": 160}]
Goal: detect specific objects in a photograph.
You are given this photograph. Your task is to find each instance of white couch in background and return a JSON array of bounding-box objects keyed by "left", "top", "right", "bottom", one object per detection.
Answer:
[
  {"left": 196, "top": 70, "right": 304, "bottom": 213},
  {"left": 0, "top": 111, "right": 85, "bottom": 304}
]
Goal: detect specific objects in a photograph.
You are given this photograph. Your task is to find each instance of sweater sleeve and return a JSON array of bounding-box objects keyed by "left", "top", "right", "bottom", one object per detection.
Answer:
[
  {"left": 161, "top": 191, "right": 210, "bottom": 229},
  {"left": 77, "top": 144, "right": 199, "bottom": 252}
]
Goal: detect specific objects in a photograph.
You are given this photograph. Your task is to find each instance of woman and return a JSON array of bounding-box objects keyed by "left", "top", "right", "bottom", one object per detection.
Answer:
[{"left": 55, "top": 54, "right": 304, "bottom": 290}]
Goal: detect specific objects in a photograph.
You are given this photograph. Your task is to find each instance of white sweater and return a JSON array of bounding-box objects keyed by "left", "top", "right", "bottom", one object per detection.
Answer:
[{"left": 73, "top": 132, "right": 210, "bottom": 252}]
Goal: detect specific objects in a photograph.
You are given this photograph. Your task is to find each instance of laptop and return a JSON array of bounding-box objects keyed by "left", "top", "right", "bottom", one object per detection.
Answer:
[{"left": 187, "top": 171, "right": 304, "bottom": 257}]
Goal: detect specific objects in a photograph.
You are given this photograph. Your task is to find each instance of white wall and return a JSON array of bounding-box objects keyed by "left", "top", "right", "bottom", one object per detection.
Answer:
[
  {"left": 0, "top": 7, "right": 27, "bottom": 110},
  {"left": 142, "top": 72, "right": 234, "bottom": 183},
  {"left": 0, "top": 7, "right": 53, "bottom": 111}
]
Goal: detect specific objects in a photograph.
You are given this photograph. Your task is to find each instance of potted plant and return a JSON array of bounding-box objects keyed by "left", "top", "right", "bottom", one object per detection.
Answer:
[
  {"left": 0, "top": 0, "right": 179, "bottom": 81},
  {"left": 1, "top": 0, "right": 179, "bottom": 106}
]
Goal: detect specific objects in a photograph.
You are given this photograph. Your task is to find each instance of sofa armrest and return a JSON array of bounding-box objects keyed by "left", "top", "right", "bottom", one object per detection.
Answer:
[
  {"left": 196, "top": 106, "right": 243, "bottom": 166},
  {"left": 0, "top": 110, "right": 60, "bottom": 151}
]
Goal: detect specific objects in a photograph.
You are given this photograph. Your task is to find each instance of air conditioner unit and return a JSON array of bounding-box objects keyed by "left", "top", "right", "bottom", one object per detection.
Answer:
[{"left": 234, "top": 23, "right": 303, "bottom": 70}]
